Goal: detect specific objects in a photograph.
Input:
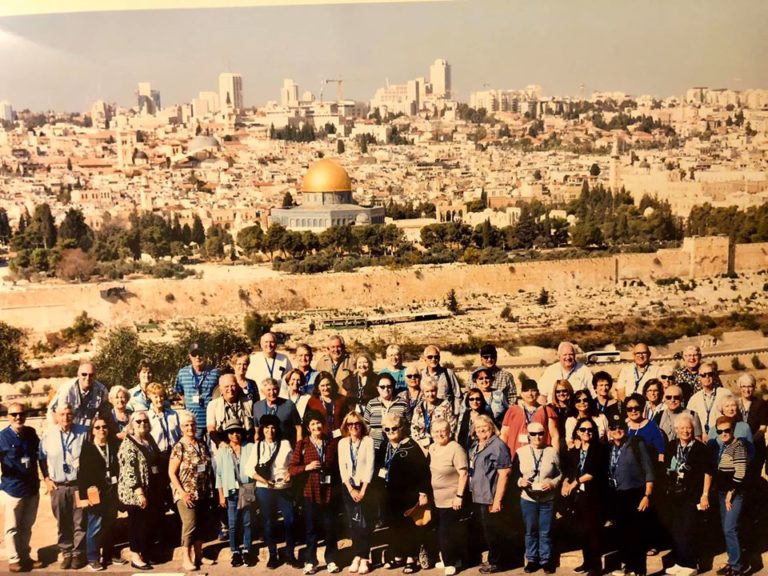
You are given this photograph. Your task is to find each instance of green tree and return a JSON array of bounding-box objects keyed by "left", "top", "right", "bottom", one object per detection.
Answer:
[
  {"left": 537, "top": 288, "right": 550, "bottom": 306},
  {"left": 263, "top": 224, "right": 288, "bottom": 259},
  {"left": 58, "top": 208, "right": 94, "bottom": 251},
  {"left": 244, "top": 312, "right": 274, "bottom": 345},
  {"left": 445, "top": 289, "right": 460, "bottom": 314},
  {"left": 0, "top": 208, "right": 11, "bottom": 244},
  {"left": 282, "top": 191, "right": 295, "bottom": 208},
  {"left": 337, "top": 139, "right": 345, "bottom": 154},
  {"left": 236, "top": 225, "right": 264, "bottom": 257},
  {"left": 191, "top": 215, "right": 206, "bottom": 246},
  {"left": 589, "top": 163, "right": 601, "bottom": 177},
  {"left": 0, "top": 321, "right": 27, "bottom": 382}
]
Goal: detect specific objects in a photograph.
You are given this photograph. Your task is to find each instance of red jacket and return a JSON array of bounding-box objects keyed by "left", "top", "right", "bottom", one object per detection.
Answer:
[{"left": 289, "top": 436, "right": 338, "bottom": 504}]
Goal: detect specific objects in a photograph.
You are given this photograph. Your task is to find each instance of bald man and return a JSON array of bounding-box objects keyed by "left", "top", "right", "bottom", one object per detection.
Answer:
[
  {"left": 616, "top": 343, "right": 660, "bottom": 401},
  {"left": 245, "top": 332, "right": 292, "bottom": 393},
  {"left": 538, "top": 342, "right": 594, "bottom": 404},
  {"left": 47, "top": 362, "right": 111, "bottom": 429}
]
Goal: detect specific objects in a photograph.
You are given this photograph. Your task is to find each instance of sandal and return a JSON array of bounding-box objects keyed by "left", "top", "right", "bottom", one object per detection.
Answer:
[
  {"left": 402, "top": 562, "right": 418, "bottom": 574},
  {"left": 385, "top": 558, "right": 404, "bottom": 570}
]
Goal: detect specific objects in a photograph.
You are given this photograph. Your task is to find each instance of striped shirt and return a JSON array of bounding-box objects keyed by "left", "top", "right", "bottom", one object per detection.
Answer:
[
  {"left": 174, "top": 365, "right": 220, "bottom": 435},
  {"left": 363, "top": 397, "right": 409, "bottom": 450},
  {"left": 716, "top": 438, "right": 747, "bottom": 492}
]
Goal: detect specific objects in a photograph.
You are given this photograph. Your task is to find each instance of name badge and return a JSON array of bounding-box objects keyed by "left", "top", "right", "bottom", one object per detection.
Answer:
[
  {"left": 321, "top": 475, "right": 332, "bottom": 485},
  {"left": 84, "top": 419, "right": 92, "bottom": 428},
  {"left": 21, "top": 456, "right": 30, "bottom": 467},
  {"left": 332, "top": 429, "right": 342, "bottom": 439},
  {"left": 192, "top": 394, "right": 201, "bottom": 404},
  {"left": 378, "top": 468, "right": 387, "bottom": 479},
  {"left": 517, "top": 433, "right": 529, "bottom": 444},
  {"left": 151, "top": 466, "right": 159, "bottom": 475},
  {"left": 197, "top": 464, "right": 207, "bottom": 473},
  {"left": 108, "top": 475, "right": 118, "bottom": 485}
]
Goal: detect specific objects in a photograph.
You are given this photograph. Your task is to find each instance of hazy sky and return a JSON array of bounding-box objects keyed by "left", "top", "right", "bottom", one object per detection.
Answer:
[{"left": 0, "top": 0, "right": 766, "bottom": 112}]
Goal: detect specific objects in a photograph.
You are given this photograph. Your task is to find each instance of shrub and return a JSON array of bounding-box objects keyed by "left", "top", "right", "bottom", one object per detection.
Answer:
[
  {"left": 751, "top": 355, "right": 765, "bottom": 370},
  {"left": 165, "top": 293, "right": 175, "bottom": 303},
  {"left": 731, "top": 357, "right": 746, "bottom": 371}
]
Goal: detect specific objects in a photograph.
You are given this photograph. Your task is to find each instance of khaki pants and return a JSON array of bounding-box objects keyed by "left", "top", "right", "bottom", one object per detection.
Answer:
[{"left": 1, "top": 491, "right": 39, "bottom": 563}]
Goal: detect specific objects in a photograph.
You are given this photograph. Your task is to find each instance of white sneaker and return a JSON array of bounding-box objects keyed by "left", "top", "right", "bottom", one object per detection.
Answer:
[
  {"left": 678, "top": 569, "right": 698, "bottom": 576},
  {"left": 305, "top": 563, "right": 317, "bottom": 575},
  {"left": 328, "top": 562, "right": 341, "bottom": 573},
  {"left": 444, "top": 567, "right": 456, "bottom": 576},
  {"left": 435, "top": 562, "right": 445, "bottom": 569},
  {"left": 666, "top": 566, "right": 683, "bottom": 575},
  {"left": 348, "top": 558, "right": 361, "bottom": 573},
  {"left": 611, "top": 570, "right": 627, "bottom": 576}
]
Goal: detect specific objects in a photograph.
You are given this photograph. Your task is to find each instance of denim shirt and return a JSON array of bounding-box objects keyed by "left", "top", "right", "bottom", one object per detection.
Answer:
[{"left": 215, "top": 442, "right": 255, "bottom": 495}]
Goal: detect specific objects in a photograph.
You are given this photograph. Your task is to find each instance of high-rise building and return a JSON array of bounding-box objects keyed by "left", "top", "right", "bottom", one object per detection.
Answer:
[
  {"left": 137, "top": 82, "right": 161, "bottom": 114},
  {"left": 219, "top": 73, "right": 243, "bottom": 113},
  {"left": 281, "top": 79, "right": 299, "bottom": 108},
  {"left": 0, "top": 101, "right": 14, "bottom": 123},
  {"left": 429, "top": 59, "right": 451, "bottom": 99}
]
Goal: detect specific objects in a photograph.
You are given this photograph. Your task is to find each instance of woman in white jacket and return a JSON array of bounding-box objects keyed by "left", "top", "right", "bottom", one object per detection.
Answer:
[{"left": 337, "top": 412, "right": 375, "bottom": 574}]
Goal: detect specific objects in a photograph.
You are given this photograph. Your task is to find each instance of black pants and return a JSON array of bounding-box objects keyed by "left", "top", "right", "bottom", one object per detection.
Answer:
[
  {"left": 342, "top": 490, "right": 373, "bottom": 559},
  {"left": 575, "top": 493, "right": 602, "bottom": 572},
  {"left": 126, "top": 506, "right": 151, "bottom": 557},
  {"left": 663, "top": 498, "right": 699, "bottom": 569},
  {"left": 436, "top": 507, "right": 465, "bottom": 568},
  {"left": 612, "top": 488, "right": 647, "bottom": 575},
  {"left": 475, "top": 503, "right": 507, "bottom": 567}
]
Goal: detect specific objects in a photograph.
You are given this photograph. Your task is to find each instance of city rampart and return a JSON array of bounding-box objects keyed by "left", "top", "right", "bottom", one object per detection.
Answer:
[{"left": 0, "top": 237, "right": 765, "bottom": 333}]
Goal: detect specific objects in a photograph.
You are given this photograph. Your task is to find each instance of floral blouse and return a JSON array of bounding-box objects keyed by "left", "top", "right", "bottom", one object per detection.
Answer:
[
  {"left": 410, "top": 399, "right": 455, "bottom": 446},
  {"left": 170, "top": 438, "right": 213, "bottom": 502}
]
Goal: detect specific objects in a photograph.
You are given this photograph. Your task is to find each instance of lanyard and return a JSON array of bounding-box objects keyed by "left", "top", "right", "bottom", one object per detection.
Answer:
[
  {"left": 561, "top": 366, "right": 577, "bottom": 382},
  {"left": 159, "top": 412, "right": 170, "bottom": 443},
  {"left": 229, "top": 446, "right": 242, "bottom": 486},
  {"left": 578, "top": 448, "right": 588, "bottom": 476},
  {"left": 323, "top": 399, "right": 335, "bottom": 429},
  {"left": 310, "top": 438, "right": 325, "bottom": 466},
  {"left": 187, "top": 439, "right": 204, "bottom": 463},
  {"left": 224, "top": 401, "right": 243, "bottom": 423},
  {"left": 60, "top": 430, "right": 75, "bottom": 463},
  {"left": 676, "top": 442, "right": 691, "bottom": 471},
  {"left": 349, "top": 439, "right": 361, "bottom": 478},
  {"left": 267, "top": 402, "right": 278, "bottom": 416},
  {"left": 384, "top": 442, "right": 400, "bottom": 471},
  {"left": 422, "top": 403, "right": 433, "bottom": 432},
  {"left": 739, "top": 400, "right": 750, "bottom": 422},
  {"left": 524, "top": 406, "right": 537, "bottom": 425},
  {"left": 528, "top": 446, "right": 544, "bottom": 482},
  {"left": 596, "top": 401, "right": 608, "bottom": 414},
  {"left": 331, "top": 362, "right": 340, "bottom": 379},
  {"left": 96, "top": 443, "right": 109, "bottom": 466},
  {"left": 703, "top": 392, "right": 716, "bottom": 432},
  {"left": 356, "top": 376, "right": 365, "bottom": 400},
  {"left": 633, "top": 366, "right": 649, "bottom": 392},
  {"left": 264, "top": 356, "right": 277, "bottom": 379},
  {"left": 609, "top": 442, "right": 626, "bottom": 481},
  {"left": 192, "top": 370, "right": 203, "bottom": 394}
]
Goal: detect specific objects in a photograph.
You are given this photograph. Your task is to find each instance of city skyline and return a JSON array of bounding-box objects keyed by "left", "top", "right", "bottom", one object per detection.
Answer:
[{"left": 0, "top": 0, "right": 766, "bottom": 112}]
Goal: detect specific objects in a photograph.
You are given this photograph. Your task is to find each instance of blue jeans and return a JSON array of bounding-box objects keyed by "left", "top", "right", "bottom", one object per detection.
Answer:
[
  {"left": 85, "top": 495, "right": 117, "bottom": 564},
  {"left": 226, "top": 493, "right": 252, "bottom": 554},
  {"left": 718, "top": 491, "right": 743, "bottom": 571},
  {"left": 520, "top": 498, "right": 553, "bottom": 565},
  {"left": 304, "top": 498, "right": 337, "bottom": 565},
  {"left": 256, "top": 487, "right": 295, "bottom": 557}
]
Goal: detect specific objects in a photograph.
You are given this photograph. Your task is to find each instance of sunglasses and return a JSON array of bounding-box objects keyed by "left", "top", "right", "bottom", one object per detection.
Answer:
[
  {"left": 609, "top": 426, "right": 625, "bottom": 431},
  {"left": 382, "top": 426, "right": 400, "bottom": 433},
  {"left": 348, "top": 422, "right": 362, "bottom": 427},
  {"left": 378, "top": 385, "right": 393, "bottom": 390},
  {"left": 698, "top": 372, "right": 714, "bottom": 378},
  {"left": 475, "top": 377, "right": 490, "bottom": 381},
  {"left": 134, "top": 419, "right": 149, "bottom": 424},
  {"left": 665, "top": 395, "right": 681, "bottom": 400},
  {"left": 93, "top": 425, "right": 108, "bottom": 430},
  {"left": 659, "top": 375, "right": 673, "bottom": 380},
  {"left": 626, "top": 406, "right": 641, "bottom": 412},
  {"left": 481, "top": 354, "right": 495, "bottom": 360},
  {"left": 426, "top": 355, "right": 440, "bottom": 360},
  {"left": 577, "top": 427, "right": 594, "bottom": 433},
  {"left": 468, "top": 397, "right": 483, "bottom": 402},
  {"left": 575, "top": 398, "right": 589, "bottom": 404},
  {"left": 528, "top": 431, "right": 544, "bottom": 437},
  {"left": 405, "top": 374, "right": 421, "bottom": 379},
  {"left": 556, "top": 390, "right": 570, "bottom": 395},
  {"left": 80, "top": 373, "right": 94, "bottom": 377},
  {"left": 190, "top": 352, "right": 203, "bottom": 357},
  {"left": 716, "top": 428, "right": 732, "bottom": 435},
  {"left": 9, "top": 412, "right": 26, "bottom": 418}
]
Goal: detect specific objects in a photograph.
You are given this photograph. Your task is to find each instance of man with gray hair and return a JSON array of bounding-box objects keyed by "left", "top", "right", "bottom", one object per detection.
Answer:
[
  {"left": 653, "top": 385, "right": 703, "bottom": 441},
  {"left": 538, "top": 342, "right": 594, "bottom": 404},
  {"left": 39, "top": 403, "right": 89, "bottom": 570},
  {"left": 421, "top": 345, "right": 462, "bottom": 414},
  {"left": 47, "top": 362, "right": 110, "bottom": 428},
  {"left": 246, "top": 332, "right": 292, "bottom": 393},
  {"left": 0, "top": 403, "right": 43, "bottom": 572}
]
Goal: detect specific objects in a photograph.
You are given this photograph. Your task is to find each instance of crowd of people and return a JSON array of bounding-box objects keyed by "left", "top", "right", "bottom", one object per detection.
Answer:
[{"left": 0, "top": 334, "right": 766, "bottom": 576}]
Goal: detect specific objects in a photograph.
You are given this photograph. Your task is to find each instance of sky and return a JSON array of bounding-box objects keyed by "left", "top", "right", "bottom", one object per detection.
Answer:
[{"left": 0, "top": 0, "right": 766, "bottom": 112}]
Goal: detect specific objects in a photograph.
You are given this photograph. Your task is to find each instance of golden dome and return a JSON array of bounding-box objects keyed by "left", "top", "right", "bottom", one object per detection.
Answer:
[{"left": 301, "top": 159, "right": 351, "bottom": 193}]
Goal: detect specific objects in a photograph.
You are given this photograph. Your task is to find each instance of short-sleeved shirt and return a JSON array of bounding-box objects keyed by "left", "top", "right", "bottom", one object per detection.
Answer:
[
  {"left": 174, "top": 365, "right": 220, "bottom": 434},
  {"left": 617, "top": 364, "right": 661, "bottom": 397},
  {"left": 379, "top": 367, "right": 407, "bottom": 394},
  {"left": 253, "top": 399, "right": 301, "bottom": 445},
  {"left": 469, "top": 434, "right": 511, "bottom": 505},
  {"left": 539, "top": 362, "right": 594, "bottom": 403},
  {"left": 246, "top": 352, "right": 292, "bottom": 389},
  {"left": 48, "top": 380, "right": 111, "bottom": 428},
  {"left": 39, "top": 424, "right": 88, "bottom": 483},
  {"left": 170, "top": 438, "right": 213, "bottom": 501},
  {"left": 127, "top": 385, "right": 151, "bottom": 412},
  {"left": 429, "top": 440, "right": 468, "bottom": 508},
  {"left": 148, "top": 408, "right": 182, "bottom": 454},
  {"left": 502, "top": 404, "right": 552, "bottom": 454},
  {"left": 0, "top": 426, "right": 40, "bottom": 498}
]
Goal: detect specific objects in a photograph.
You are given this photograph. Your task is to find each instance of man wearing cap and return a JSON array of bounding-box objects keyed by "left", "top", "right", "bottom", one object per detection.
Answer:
[
  {"left": 500, "top": 380, "right": 559, "bottom": 456},
  {"left": 246, "top": 332, "right": 293, "bottom": 395},
  {"left": 207, "top": 373, "right": 254, "bottom": 448},
  {"left": 0, "top": 403, "right": 43, "bottom": 573},
  {"left": 47, "top": 362, "right": 111, "bottom": 429},
  {"left": 174, "top": 342, "right": 220, "bottom": 440},
  {"left": 616, "top": 343, "right": 660, "bottom": 401},
  {"left": 654, "top": 385, "right": 703, "bottom": 442},
  {"left": 478, "top": 344, "right": 517, "bottom": 405},
  {"left": 316, "top": 335, "right": 355, "bottom": 394},
  {"left": 538, "top": 342, "right": 594, "bottom": 404},
  {"left": 39, "top": 403, "right": 89, "bottom": 570},
  {"left": 606, "top": 413, "right": 655, "bottom": 576},
  {"left": 673, "top": 346, "right": 702, "bottom": 402}
]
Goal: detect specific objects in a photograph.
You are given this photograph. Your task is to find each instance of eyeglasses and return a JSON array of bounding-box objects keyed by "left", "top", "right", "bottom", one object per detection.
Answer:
[
  {"left": 190, "top": 352, "right": 202, "bottom": 357},
  {"left": 348, "top": 422, "right": 362, "bottom": 428},
  {"left": 608, "top": 426, "right": 625, "bottom": 432},
  {"left": 475, "top": 377, "right": 490, "bottom": 381},
  {"left": 626, "top": 406, "right": 641, "bottom": 413},
  {"left": 80, "top": 373, "right": 94, "bottom": 378},
  {"left": 698, "top": 372, "right": 714, "bottom": 378},
  {"left": 665, "top": 395, "right": 681, "bottom": 400},
  {"left": 528, "top": 431, "right": 544, "bottom": 437},
  {"left": 575, "top": 398, "right": 588, "bottom": 404},
  {"left": 93, "top": 425, "right": 108, "bottom": 430},
  {"left": 634, "top": 351, "right": 649, "bottom": 356},
  {"left": 9, "top": 412, "right": 25, "bottom": 418},
  {"left": 426, "top": 355, "right": 440, "bottom": 360},
  {"left": 378, "top": 385, "right": 393, "bottom": 390},
  {"left": 134, "top": 419, "right": 149, "bottom": 424},
  {"left": 577, "top": 427, "right": 594, "bottom": 433},
  {"left": 405, "top": 374, "right": 421, "bottom": 379},
  {"left": 468, "top": 397, "right": 483, "bottom": 402},
  {"left": 382, "top": 426, "right": 400, "bottom": 433},
  {"left": 716, "top": 428, "right": 732, "bottom": 435},
  {"left": 659, "top": 375, "right": 673, "bottom": 380},
  {"left": 481, "top": 354, "right": 495, "bottom": 360},
  {"left": 555, "top": 390, "right": 570, "bottom": 395}
]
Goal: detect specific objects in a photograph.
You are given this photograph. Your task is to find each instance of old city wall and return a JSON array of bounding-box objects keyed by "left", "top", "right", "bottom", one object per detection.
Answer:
[{"left": 1, "top": 237, "right": 764, "bottom": 334}]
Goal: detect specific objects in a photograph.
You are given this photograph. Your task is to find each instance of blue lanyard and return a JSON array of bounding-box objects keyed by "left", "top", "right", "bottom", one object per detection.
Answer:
[
  {"left": 633, "top": 366, "right": 649, "bottom": 391},
  {"left": 524, "top": 406, "right": 537, "bottom": 425},
  {"left": 311, "top": 438, "right": 325, "bottom": 466},
  {"left": 578, "top": 448, "right": 588, "bottom": 476},
  {"left": 323, "top": 400, "right": 335, "bottom": 428},
  {"left": 349, "top": 439, "right": 361, "bottom": 478},
  {"left": 703, "top": 393, "right": 716, "bottom": 432},
  {"left": 529, "top": 446, "right": 544, "bottom": 482},
  {"left": 422, "top": 403, "right": 433, "bottom": 432},
  {"left": 610, "top": 442, "right": 626, "bottom": 480},
  {"left": 60, "top": 430, "right": 74, "bottom": 461},
  {"left": 676, "top": 443, "right": 690, "bottom": 471},
  {"left": 265, "top": 356, "right": 277, "bottom": 379}
]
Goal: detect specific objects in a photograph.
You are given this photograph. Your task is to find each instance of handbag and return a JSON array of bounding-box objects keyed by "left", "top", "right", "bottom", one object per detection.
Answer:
[
  {"left": 237, "top": 483, "right": 257, "bottom": 510},
  {"left": 254, "top": 440, "right": 280, "bottom": 481}
]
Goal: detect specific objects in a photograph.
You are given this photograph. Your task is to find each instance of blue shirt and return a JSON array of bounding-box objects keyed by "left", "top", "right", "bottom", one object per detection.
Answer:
[
  {"left": 469, "top": 434, "right": 512, "bottom": 505},
  {"left": 253, "top": 399, "right": 301, "bottom": 446},
  {"left": 127, "top": 385, "right": 151, "bottom": 412},
  {"left": 215, "top": 442, "right": 255, "bottom": 494},
  {"left": 174, "top": 364, "right": 220, "bottom": 434},
  {"left": 39, "top": 424, "right": 88, "bottom": 483},
  {"left": 0, "top": 425, "right": 41, "bottom": 498},
  {"left": 379, "top": 367, "right": 407, "bottom": 393},
  {"left": 47, "top": 380, "right": 111, "bottom": 428}
]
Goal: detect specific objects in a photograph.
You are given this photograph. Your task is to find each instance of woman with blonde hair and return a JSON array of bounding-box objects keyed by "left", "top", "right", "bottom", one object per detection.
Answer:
[
  {"left": 108, "top": 385, "right": 131, "bottom": 439},
  {"left": 338, "top": 412, "right": 375, "bottom": 574}
]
